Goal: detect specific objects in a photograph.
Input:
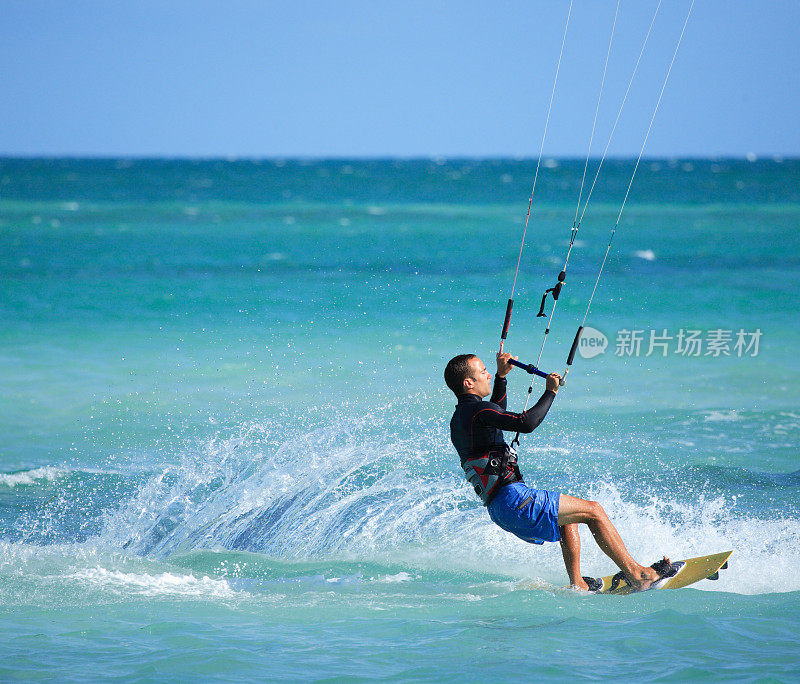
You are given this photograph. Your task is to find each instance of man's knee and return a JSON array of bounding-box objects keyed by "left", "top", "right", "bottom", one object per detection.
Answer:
[
  {"left": 570, "top": 499, "right": 602, "bottom": 523},
  {"left": 584, "top": 500, "right": 606, "bottom": 523}
]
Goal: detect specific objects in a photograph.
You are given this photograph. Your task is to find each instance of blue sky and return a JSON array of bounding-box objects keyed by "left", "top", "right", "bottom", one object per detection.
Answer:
[{"left": 2, "top": 1, "right": 798, "bottom": 158}]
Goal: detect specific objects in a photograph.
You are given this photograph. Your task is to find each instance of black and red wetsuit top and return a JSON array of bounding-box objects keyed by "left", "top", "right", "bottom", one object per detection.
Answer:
[{"left": 449, "top": 376, "right": 557, "bottom": 476}]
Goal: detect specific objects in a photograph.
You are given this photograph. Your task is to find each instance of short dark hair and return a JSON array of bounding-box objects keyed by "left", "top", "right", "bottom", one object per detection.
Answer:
[{"left": 444, "top": 354, "right": 477, "bottom": 395}]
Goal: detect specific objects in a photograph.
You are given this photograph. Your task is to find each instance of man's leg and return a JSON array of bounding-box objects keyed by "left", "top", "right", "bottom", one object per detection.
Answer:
[
  {"left": 559, "top": 523, "right": 589, "bottom": 590},
  {"left": 558, "top": 494, "right": 663, "bottom": 591}
]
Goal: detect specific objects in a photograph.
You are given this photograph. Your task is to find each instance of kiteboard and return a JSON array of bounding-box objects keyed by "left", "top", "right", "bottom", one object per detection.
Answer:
[
  {"left": 595, "top": 550, "right": 733, "bottom": 595},
  {"left": 518, "top": 550, "right": 732, "bottom": 595}
]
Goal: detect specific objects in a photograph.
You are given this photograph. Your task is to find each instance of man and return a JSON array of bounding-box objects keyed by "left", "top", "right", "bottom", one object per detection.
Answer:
[{"left": 445, "top": 351, "right": 666, "bottom": 592}]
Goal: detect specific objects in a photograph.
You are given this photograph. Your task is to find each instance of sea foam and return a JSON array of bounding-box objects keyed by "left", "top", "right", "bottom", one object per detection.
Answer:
[
  {"left": 0, "top": 467, "right": 64, "bottom": 488},
  {"left": 70, "top": 566, "right": 237, "bottom": 598},
  {"left": 100, "top": 416, "right": 799, "bottom": 596}
]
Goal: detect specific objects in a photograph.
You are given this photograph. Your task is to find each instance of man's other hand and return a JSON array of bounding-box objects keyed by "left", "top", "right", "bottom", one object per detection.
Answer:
[
  {"left": 496, "top": 352, "right": 516, "bottom": 378},
  {"left": 546, "top": 372, "right": 562, "bottom": 393}
]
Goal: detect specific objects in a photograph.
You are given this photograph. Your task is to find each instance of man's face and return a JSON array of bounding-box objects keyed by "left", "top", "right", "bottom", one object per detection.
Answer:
[{"left": 465, "top": 356, "right": 492, "bottom": 398}]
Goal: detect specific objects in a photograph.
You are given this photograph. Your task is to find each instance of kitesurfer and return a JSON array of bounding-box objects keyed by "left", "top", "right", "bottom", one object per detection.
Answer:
[{"left": 445, "top": 351, "right": 666, "bottom": 591}]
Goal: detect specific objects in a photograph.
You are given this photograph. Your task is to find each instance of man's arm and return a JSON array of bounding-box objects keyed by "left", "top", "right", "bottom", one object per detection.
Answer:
[
  {"left": 475, "top": 388, "right": 556, "bottom": 434},
  {"left": 477, "top": 368, "right": 561, "bottom": 433},
  {"left": 489, "top": 376, "right": 508, "bottom": 409},
  {"left": 491, "top": 352, "right": 515, "bottom": 409}
]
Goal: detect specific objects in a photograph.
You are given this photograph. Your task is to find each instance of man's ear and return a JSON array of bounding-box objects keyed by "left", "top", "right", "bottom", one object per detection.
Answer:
[{"left": 463, "top": 376, "right": 474, "bottom": 392}]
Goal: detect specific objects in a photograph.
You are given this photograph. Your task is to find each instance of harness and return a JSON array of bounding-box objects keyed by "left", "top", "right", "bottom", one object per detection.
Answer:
[{"left": 462, "top": 444, "right": 522, "bottom": 506}]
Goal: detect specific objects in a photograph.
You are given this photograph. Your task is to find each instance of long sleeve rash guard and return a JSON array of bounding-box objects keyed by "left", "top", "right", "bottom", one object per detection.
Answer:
[{"left": 449, "top": 376, "right": 556, "bottom": 467}]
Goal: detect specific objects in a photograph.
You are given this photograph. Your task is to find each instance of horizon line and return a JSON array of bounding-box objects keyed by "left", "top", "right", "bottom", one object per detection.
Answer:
[{"left": 1, "top": 153, "right": 795, "bottom": 163}]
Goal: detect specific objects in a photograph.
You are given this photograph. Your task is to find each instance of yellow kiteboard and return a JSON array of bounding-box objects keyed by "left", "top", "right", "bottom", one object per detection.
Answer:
[
  {"left": 518, "top": 551, "right": 732, "bottom": 595},
  {"left": 596, "top": 550, "right": 733, "bottom": 595}
]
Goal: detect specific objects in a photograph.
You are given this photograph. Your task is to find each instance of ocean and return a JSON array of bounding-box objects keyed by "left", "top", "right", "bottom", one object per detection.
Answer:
[{"left": 1, "top": 157, "right": 798, "bottom": 681}]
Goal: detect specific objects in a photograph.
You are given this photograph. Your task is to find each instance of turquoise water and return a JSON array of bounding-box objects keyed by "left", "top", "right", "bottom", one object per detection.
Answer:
[{"left": 1, "top": 158, "right": 799, "bottom": 680}]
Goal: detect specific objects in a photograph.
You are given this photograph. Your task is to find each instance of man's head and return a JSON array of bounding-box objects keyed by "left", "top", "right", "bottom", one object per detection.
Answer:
[{"left": 444, "top": 354, "right": 492, "bottom": 398}]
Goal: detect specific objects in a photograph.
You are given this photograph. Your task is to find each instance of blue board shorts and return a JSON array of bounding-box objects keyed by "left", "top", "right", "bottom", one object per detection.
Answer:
[{"left": 487, "top": 482, "right": 561, "bottom": 544}]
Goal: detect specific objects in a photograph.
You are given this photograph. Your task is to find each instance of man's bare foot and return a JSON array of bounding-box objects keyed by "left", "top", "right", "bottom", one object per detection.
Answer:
[
  {"left": 626, "top": 557, "right": 671, "bottom": 592},
  {"left": 571, "top": 577, "right": 590, "bottom": 591}
]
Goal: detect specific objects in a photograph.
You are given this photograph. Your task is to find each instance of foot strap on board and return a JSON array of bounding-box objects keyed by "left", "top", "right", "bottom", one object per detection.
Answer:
[
  {"left": 647, "top": 559, "right": 686, "bottom": 590},
  {"left": 608, "top": 571, "right": 626, "bottom": 593},
  {"left": 607, "top": 559, "right": 685, "bottom": 593},
  {"left": 650, "top": 558, "right": 680, "bottom": 579},
  {"left": 582, "top": 576, "right": 603, "bottom": 593}
]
